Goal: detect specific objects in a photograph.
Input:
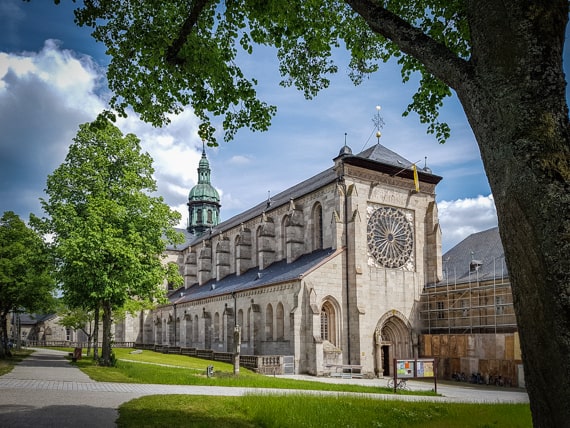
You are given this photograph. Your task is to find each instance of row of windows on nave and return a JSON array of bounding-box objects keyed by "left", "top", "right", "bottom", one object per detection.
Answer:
[{"left": 154, "top": 298, "right": 338, "bottom": 346}]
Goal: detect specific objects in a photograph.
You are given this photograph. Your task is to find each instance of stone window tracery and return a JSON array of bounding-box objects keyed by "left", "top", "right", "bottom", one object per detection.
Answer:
[
  {"left": 246, "top": 307, "right": 251, "bottom": 342},
  {"left": 193, "top": 315, "right": 199, "bottom": 343},
  {"left": 281, "top": 215, "right": 289, "bottom": 259},
  {"left": 237, "top": 309, "right": 243, "bottom": 329},
  {"left": 214, "top": 312, "right": 220, "bottom": 341},
  {"left": 276, "top": 302, "right": 284, "bottom": 340},
  {"left": 367, "top": 206, "right": 414, "bottom": 269},
  {"left": 266, "top": 303, "right": 273, "bottom": 341},
  {"left": 320, "top": 301, "right": 336, "bottom": 345}
]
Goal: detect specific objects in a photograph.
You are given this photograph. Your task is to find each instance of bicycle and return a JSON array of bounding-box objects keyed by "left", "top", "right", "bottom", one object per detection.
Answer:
[{"left": 387, "top": 378, "right": 409, "bottom": 390}]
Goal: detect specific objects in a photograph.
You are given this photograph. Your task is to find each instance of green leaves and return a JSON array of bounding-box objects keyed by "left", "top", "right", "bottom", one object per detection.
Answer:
[
  {"left": 39, "top": 112, "right": 184, "bottom": 365},
  {"left": 0, "top": 211, "right": 56, "bottom": 316},
  {"left": 69, "top": 0, "right": 473, "bottom": 144},
  {"left": 40, "top": 114, "right": 183, "bottom": 311}
]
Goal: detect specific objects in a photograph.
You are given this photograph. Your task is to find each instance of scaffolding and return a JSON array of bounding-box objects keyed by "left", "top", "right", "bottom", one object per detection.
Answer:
[{"left": 419, "top": 261, "right": 517, "bottom": 335}]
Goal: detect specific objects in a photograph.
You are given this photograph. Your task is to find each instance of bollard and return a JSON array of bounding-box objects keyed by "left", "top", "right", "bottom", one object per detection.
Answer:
[{"left": 206, "top": 365, "right": 214, "bottom": 378}]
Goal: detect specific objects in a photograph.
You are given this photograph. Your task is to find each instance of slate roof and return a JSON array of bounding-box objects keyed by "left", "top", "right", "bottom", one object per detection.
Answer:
[
  {"left": 167, "top": 247, "right": 340, "bottom": 304},
  {"left": 166, "top": 228, "right": 196, "bottom": 251},
  {"left": 16, "top": 313, "right": 56, "bottom": 325},
  {"left": 172, "top": 143, "right": 441, "bottom": 251},
  {"left": 357, "top": 143, "right": 416, "bottom": 168},
  {"left": 441, "top": 227, "right": 508, "bottom": 285},
  {"left": 343, "top": 144, "right": 442, "bottom": 185}
]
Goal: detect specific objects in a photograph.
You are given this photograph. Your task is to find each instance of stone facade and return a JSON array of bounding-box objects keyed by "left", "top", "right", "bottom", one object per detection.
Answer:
[{"left": 116, "top": 142, "right": 443, "bottom": 376}]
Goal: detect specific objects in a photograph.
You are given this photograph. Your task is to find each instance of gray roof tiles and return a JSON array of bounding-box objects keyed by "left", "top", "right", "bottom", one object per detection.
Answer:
[
  {"left": 168, "top": 247, "right": 338, "bottom": 304},
  {"left": 357, "top": 143, "right": 415, "bottom": 168},
  {"left": 16, "top": 313, "right": 56, "bottom": 325},
  {"left": 167, "top": 143, "right": 442, "bottom": 301},
  {"left": 441, "top": 227, "right": 508, "bottom": 284},
  {"left": 166, "top": 228, "right": 196, "bottom": 251}
]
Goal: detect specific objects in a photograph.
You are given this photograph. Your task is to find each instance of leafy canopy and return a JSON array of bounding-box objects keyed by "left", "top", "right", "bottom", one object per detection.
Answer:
[
  {"left": 70, "top": 0, "right": 471, "bottom": 145},
  {"left": 58, "top": 306, "right": 94, "bottom": 334},
  {"left": 0, "top": 211, "right": 56, "bottom": 316},
  {"left": 39, "top": 114, "right": 184, "bottom": 311}
]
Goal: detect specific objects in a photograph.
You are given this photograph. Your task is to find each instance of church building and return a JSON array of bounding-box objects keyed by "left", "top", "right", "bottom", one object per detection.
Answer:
[{"left": 117, "top": 138, "right": 443, "bottom": 377}]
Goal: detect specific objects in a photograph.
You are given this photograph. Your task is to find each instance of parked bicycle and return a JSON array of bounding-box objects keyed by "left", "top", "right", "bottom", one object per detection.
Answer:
[
  {"left": 387, "top": 378, "right": 409, "bottom": 390},
  {"left": 452, "top": 371, "right": 467, "bottom": 382}
]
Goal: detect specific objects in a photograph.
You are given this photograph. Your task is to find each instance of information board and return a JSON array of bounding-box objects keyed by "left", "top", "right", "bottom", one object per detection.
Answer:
[
  {"left": 392, "top": 358, "right": 437, "bottom": 394},
  {"left": 396, "top": 360, "right": 415, "bottom": 378},
  {"left": 416, "top": 359, "right": 434, "bottom": 377}
]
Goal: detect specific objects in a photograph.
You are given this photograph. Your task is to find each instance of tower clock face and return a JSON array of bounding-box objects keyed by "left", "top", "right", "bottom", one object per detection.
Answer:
[{"left": 367, "top": 206, "right": 414, "bottom": 269}]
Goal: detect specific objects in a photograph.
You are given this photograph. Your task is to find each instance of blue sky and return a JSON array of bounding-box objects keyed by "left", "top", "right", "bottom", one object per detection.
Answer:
[{"left": 1, "top": 1, "right": 552, "bottom": 251}]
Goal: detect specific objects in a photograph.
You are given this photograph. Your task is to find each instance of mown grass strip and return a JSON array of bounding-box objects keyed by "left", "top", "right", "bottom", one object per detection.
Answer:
[
  {"left": 70, "top": 348, "right": 432, "bottom": 395},
  {"left": 117, "top": 394, "right": 532, "bottom": 428}
]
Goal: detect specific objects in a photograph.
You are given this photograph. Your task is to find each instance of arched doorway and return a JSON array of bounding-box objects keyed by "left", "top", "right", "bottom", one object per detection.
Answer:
[{"left": 374, "top": 312, "right": 413, "bottom": 377}]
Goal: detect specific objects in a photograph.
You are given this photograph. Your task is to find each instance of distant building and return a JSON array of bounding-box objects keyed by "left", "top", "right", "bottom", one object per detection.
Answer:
[{"left": 10, "top": 313, "right": 68, "bottom": 344}]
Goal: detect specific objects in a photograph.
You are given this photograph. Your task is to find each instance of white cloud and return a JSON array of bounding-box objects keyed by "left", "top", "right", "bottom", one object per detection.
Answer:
[
  {"left": 170, "top": 202, "right": 189, "bottom": 229},
  {"left": 438, "top": 194, "right": 498, "bottom": 252},
  {"left": 118, "top": 112, "right": 201, "bottom": 182},
  {"left": 0, "top": 41, "right": 105, "bottom": 218},
  {"left": 228, "top": 155, "right": 252, "bottom": 165},
  {"left": 0, "top": 41, "right": 205, "bottom": 223}
]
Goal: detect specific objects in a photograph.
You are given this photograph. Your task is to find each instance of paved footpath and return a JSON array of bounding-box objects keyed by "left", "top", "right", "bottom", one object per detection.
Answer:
[{"left": 0, "top": 348, "right": 529, "bottom": 427}]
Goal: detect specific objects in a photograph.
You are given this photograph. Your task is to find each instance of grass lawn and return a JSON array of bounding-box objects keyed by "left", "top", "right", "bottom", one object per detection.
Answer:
[
  {"left": 41, "top": 347, "right": 530, "bottom": 427},
  {"left": 71, "top": 347, "right": 428, "bottom": 395},
  {"left": 117, "top": 394, "right": 532, "bottom": 428},
  {"left": 0, "top": 349, "right": 33, "bottom": 376}
]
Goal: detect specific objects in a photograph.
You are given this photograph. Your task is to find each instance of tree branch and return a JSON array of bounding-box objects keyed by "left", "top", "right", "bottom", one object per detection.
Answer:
[
  {"left": 345, "top": 0, "right": 472, "bottom": 89},
  {"left": 166, "top": 0, "right": 212, "bottom": 66}
]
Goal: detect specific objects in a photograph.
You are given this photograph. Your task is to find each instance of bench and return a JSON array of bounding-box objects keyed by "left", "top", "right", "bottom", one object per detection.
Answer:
[{"left": 326, "top": 364, "right": 363, "bottom": 379}]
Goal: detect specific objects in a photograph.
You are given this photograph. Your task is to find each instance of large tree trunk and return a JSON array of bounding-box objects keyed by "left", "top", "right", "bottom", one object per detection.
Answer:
[
  {"left": 456, "top": 3, "right": 570, "bottom": 427},
  {"left": 352, "top": 0, "right": 569, "bottom": 425},
  {"left": 93, "top": 306, "right": 100, "bottom": 362},
  {"left": 101, "top": 301, "right": 113, "bottom": 366},
  {"left": 0, "top": 311, "right": 9, "bottom": 358}
]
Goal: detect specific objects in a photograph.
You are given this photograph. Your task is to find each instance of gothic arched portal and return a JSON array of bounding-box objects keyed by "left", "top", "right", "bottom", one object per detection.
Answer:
[{"left": 373, "top": 311, "right": 413, "bottom": 377}]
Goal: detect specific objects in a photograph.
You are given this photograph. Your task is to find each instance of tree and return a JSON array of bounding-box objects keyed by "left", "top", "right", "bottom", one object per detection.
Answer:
[
  {"left": 58, "top": 306, "right": 96, "bottom": 356},
  {"left": 59, "top": 1, "right": 568, "bottom": 425},
  {"left": 0, "top": 211, "right": 56, "bottom": 358},
  {"left": 39, "top": 114, "right": 183, "bottom": 366}
]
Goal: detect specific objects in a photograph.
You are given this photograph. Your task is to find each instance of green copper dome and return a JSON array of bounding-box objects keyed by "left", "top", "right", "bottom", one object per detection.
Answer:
[
  {"left": 188, "top": 149, "right": 220, "bottom": 202},
  {"left": 188, "top": 183, "right": 220, "bottom": 201},
  {"left": 187, "top": 146, "right": 220, "bottom": 235}
]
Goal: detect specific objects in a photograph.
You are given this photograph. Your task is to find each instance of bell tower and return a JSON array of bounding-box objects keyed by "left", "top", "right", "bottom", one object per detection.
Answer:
[{"left": 187, "top": 143, "right": 220, "bottom": 235}]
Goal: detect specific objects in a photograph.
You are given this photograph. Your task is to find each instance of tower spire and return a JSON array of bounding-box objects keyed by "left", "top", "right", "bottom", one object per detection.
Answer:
[
  {"left": 372, "top": 105, "right": 385, "bottom": 144},
  {"left": 187, "top": 144, "right": 221, "bottom": 235}
]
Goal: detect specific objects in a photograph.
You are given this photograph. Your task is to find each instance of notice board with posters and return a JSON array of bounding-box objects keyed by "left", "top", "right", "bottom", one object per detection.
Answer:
[{"left": 393, "top": 358, "right": 437, "bottom": 392}]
